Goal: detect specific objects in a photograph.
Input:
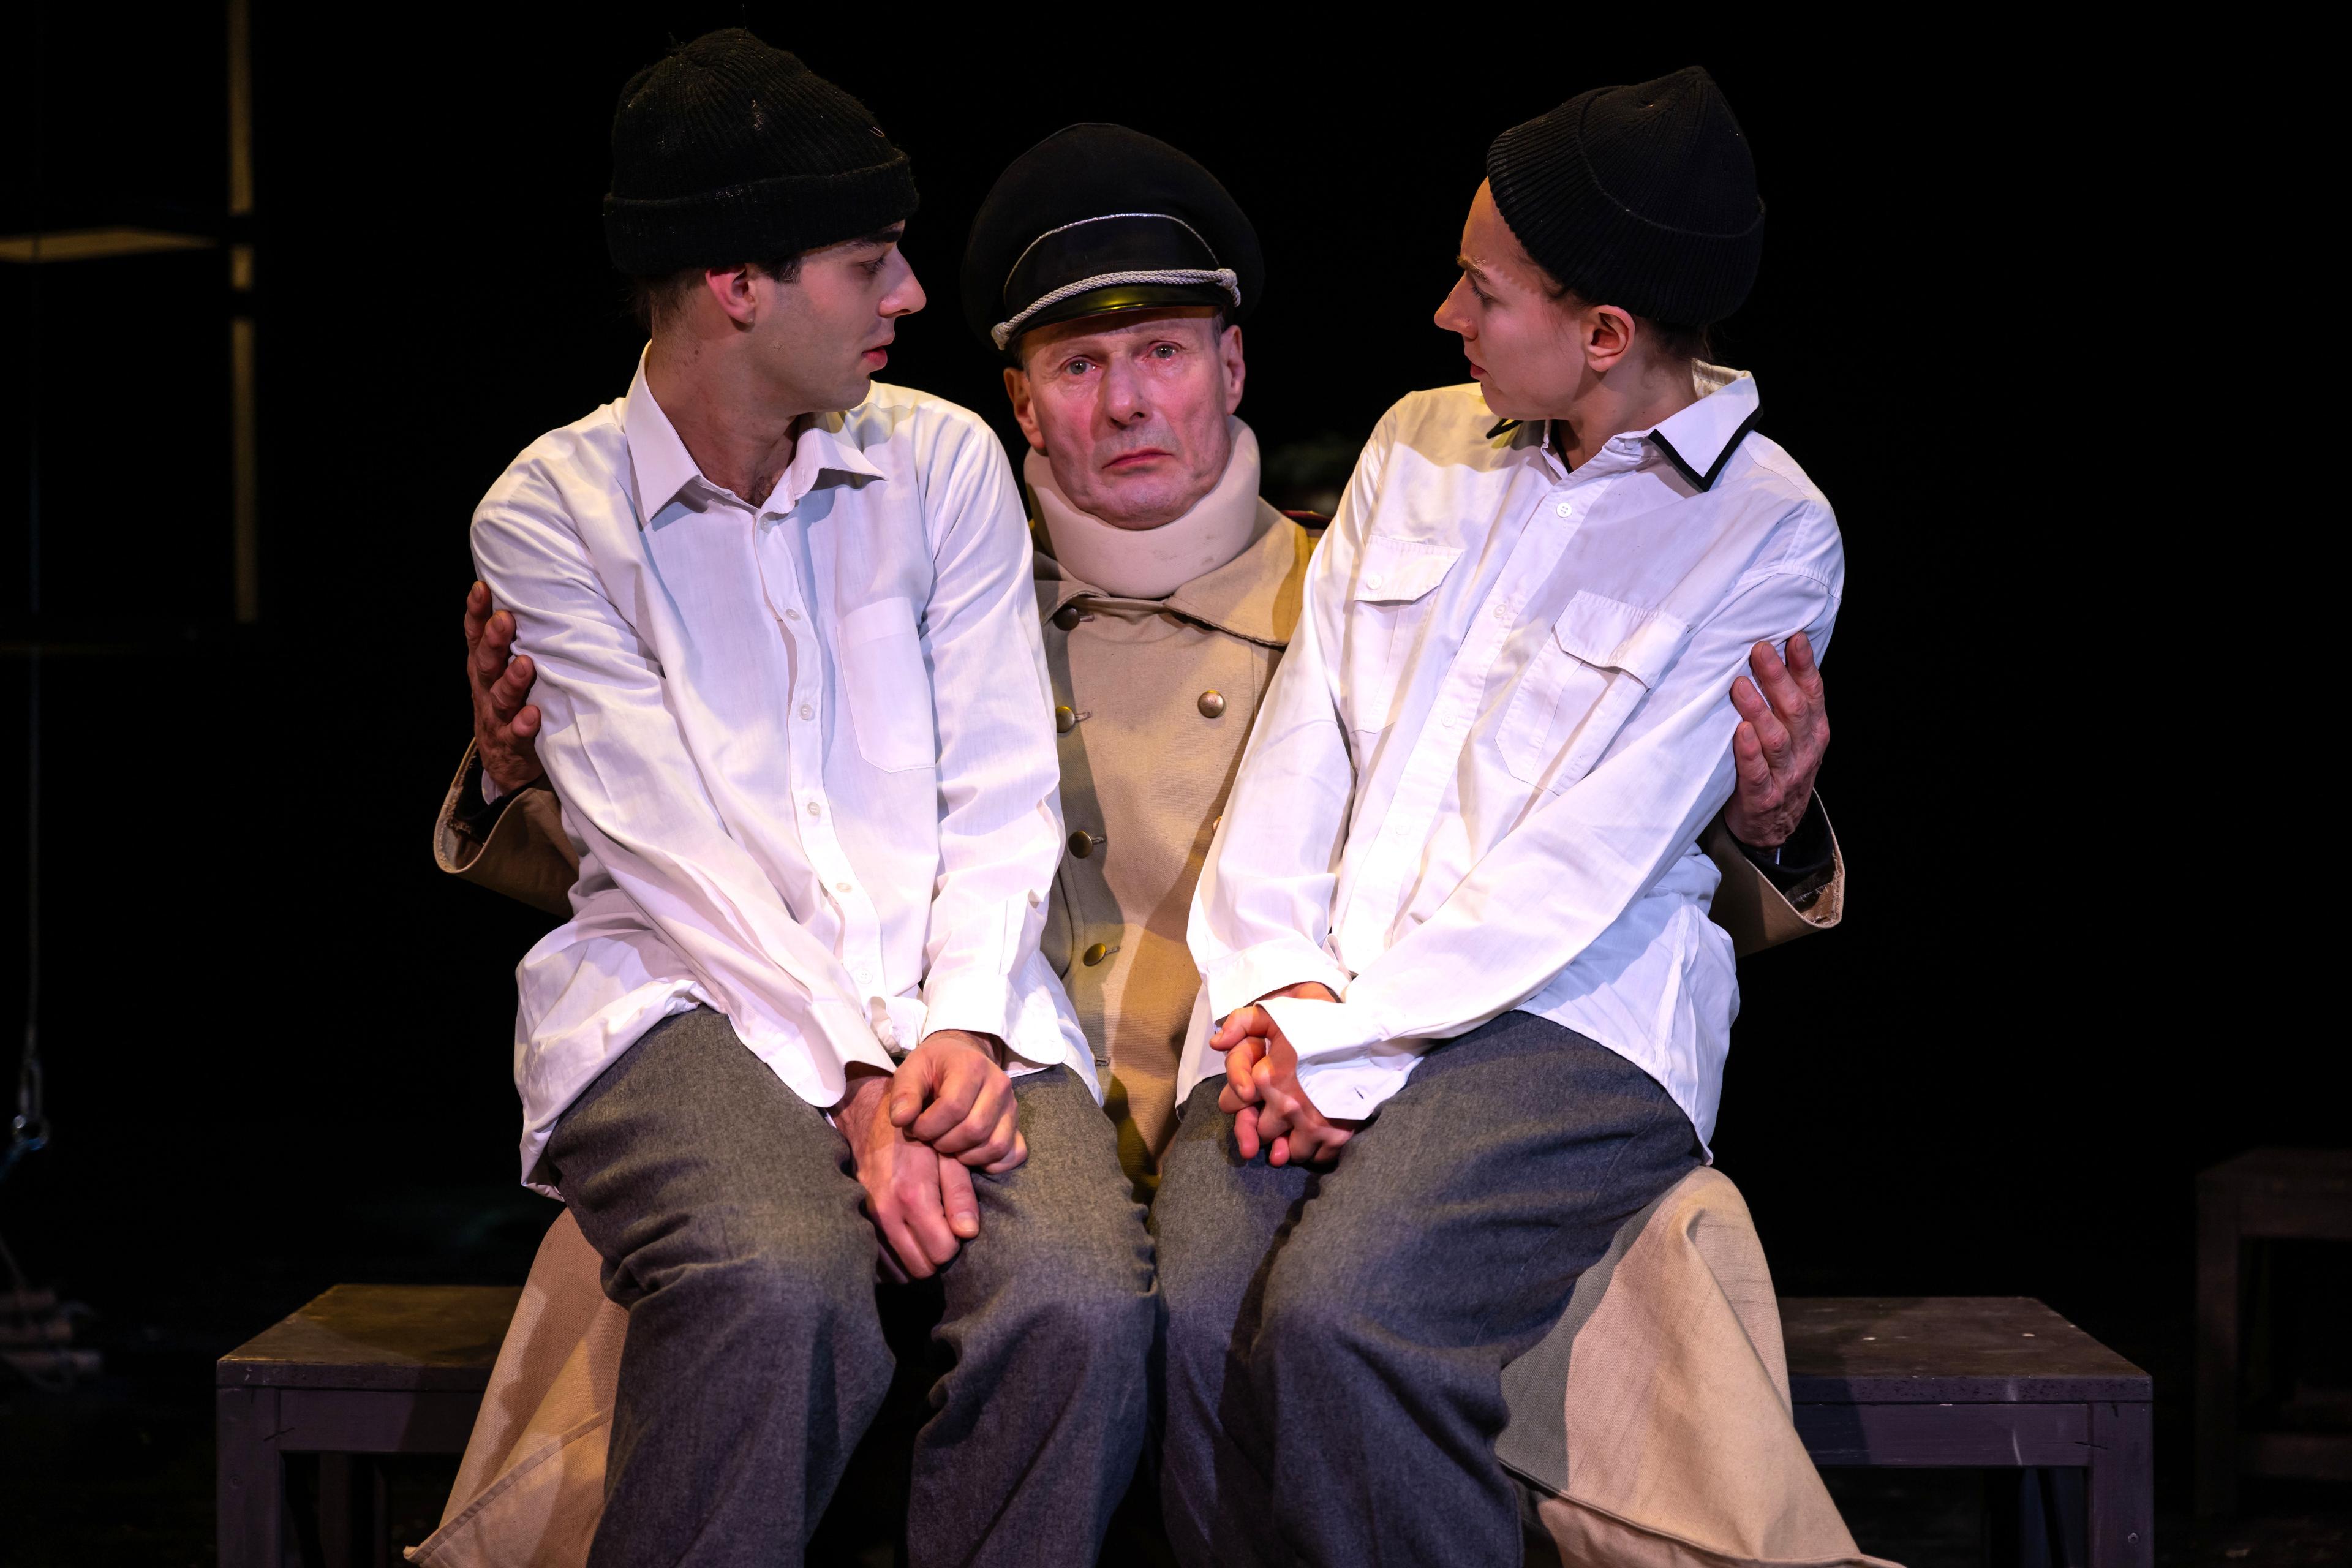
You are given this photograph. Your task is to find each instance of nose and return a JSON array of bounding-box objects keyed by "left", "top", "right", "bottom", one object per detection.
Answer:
[
  {"left": 884, "top": 254, "right": 927, "bottom": 319},
  {"left": 1102, "top": 355, "right": 1150, "bottom": 426},
  {"left": 1434, "top": 276, "right": 1474, "bottom": 339}
]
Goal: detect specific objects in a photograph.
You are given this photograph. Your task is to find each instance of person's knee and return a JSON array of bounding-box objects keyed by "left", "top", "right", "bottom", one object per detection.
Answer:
[
  {"left": 1253, "top": 1253, "right": 1379, "bottom": 1376},
  {"left": 1159, "top": 1244, "right": 1251, "bottom": 1364},
  {"left": 995, "top": 1240, "right": 1157, "bottom": 1364},
  {"left": 643, "top": 1221, "right": 876, "bottom": 1347}
]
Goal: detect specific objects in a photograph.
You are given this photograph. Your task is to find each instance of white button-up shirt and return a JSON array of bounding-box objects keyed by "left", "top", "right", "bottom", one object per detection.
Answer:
[
  {"left": 473, "top": 360, "right": 1092, "bottom": 1188},
  {"left": 1183, "top": 370, "right": 1841, "bottom": 1148}
]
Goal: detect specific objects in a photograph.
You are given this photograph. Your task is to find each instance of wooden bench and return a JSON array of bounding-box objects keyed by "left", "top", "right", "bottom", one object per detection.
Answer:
[
  {"left": 1787, "top": 1297, "right": 2152, "bottom": 1566},
  {"left": 217, "top": 1283, "right": 520, "bottom": 1568},
  {"left": 2196, "top": 1147, "right": 2352, "bottom": 1515},
  {"left": 219, "top": 1287, "right": 2153, "bottom": 1566}
]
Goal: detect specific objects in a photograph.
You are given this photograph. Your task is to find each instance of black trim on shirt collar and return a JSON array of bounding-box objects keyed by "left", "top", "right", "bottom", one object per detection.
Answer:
[
  {"left": 1486, "top": 418, "right": 1520, "bottom": 440},
  {"left": 1649, "top": 405, "right": 1763, "bottom": 493}
]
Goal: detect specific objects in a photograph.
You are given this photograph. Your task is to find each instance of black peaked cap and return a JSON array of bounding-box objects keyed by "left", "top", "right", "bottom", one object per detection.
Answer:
[
  {"left": 1486, "top": 66, "right": 1763, "bottom": 328},
  {"left": 605, "top": 29, "right": 918, "bottom": 276},
  {"left": 961, "top": 124, "right": 1262, "bottom": 354}
]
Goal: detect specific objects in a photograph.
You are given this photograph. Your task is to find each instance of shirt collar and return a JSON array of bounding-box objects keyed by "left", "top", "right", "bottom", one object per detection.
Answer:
[
  {"left": 622, "top": 351, "right": 888, "bottom": 521},
  {"left": 622, "top": 353, "right": 703, "bottom": 518},
  {"left": 1642, "top": 366, "right": 1761, "bottom": 492},
  {"left": 1487, "top": 363, "right": 1762, "bottom": 492}
]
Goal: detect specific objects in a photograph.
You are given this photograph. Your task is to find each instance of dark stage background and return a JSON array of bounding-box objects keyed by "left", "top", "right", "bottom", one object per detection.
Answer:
[{"left": 0, "top": 6, "right": 2335, "bottom": 1560}]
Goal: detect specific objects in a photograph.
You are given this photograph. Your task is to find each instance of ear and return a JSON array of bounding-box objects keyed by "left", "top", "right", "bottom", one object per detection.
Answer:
[
  {"left": 1003, "top": 365, "right": 1047, "bottom": 453},
  {"left": 703, "top": 265, "right": 761, "bottom": 329},
  {"left": 1583, "top": 304, "right": 1637, "bottom": 374},
  {"left": 1219, "top": 323, "right": 1247, "bottom": 415}
]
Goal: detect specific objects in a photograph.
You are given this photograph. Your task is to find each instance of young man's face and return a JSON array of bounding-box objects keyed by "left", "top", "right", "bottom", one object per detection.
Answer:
[
  {"left": 750, "top": 225, "right": 926, "bottom": 414},
  {"left": 1433, "top": 181, "right": 1589, "bottom": 422},
  {"left": 1004, "top": 308, "right": 1246, "bottom": 529}
]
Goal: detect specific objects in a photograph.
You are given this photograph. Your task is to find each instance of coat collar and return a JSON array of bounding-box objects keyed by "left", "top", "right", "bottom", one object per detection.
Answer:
[{"left": 1037, "top": 497, "right": 1311, "bottom": 648}]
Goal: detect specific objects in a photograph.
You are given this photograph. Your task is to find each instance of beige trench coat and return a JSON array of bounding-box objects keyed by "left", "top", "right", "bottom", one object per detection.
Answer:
[
  {"left": 409, "top": 1174, "right": 1887, "bottom": 1567},
  {"left": 419, "top": 499, "right": 1855, "bottom": 1564}
]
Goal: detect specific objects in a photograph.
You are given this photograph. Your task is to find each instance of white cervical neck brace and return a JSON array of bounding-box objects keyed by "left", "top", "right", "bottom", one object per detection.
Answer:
[{"left": 1027, "top": 418, "right": 1260, "bottom": 600}]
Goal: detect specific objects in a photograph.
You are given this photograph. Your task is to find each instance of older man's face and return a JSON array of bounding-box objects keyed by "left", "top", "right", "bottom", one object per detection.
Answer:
[{"left": 1005, "top": 308, "right": 1246, "bottom": 529}]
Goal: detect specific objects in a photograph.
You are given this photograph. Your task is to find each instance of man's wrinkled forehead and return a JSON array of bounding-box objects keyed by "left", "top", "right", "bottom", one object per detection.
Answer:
[{"left": 1016, "top": 306, "right": 1224, "bottom": 367}]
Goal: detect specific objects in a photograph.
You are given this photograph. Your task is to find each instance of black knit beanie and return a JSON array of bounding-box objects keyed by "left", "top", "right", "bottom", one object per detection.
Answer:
[
  {"left": 1485, "top": 66, "right": 1763, "bottom": 328},
  {"left": 603, "top": 30, "right": 918, "bottom": 276}
]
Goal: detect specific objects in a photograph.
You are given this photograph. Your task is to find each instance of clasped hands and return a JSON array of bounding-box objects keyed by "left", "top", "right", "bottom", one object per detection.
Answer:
[
  {"left": 835, "top": 1028, "right": 1026, "bottom": 1281},
  {"left": 1216, "top": 982, "right": 1358, "bottom": 1169}
]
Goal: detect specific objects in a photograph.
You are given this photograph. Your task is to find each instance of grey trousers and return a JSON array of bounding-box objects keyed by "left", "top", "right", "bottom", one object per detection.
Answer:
[
  {"left": 1153, "top": 1011, "right": 1703, "bottom": 1568},
  {"left": 543, "top": 1008, "right": 1158, "bottom": 1568}
]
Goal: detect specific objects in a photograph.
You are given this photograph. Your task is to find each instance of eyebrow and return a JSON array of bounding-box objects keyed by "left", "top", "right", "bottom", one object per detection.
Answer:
[
  {"left": 858, "top": 224, "right": 906, "bottom": 248},
  {"left": 1455, "top": 254, "right": 1491, "bottom": 284}
]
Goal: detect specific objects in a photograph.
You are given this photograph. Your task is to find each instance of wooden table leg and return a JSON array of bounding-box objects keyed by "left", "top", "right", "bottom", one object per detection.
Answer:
[
  {"left": 2196, "top": 1185, "right": 2239, "bottom": 1517},
  {"left": 319, "top": 1452, "right": 365, "bottom": 1568},
  {"left": 369, "top": 1457, "right": 393, "bottom": 1568},
  {"left": 216, "top": 1385, "right": 286, "bottom": 1568},
  {"left": 2088, "top": 1401, "right": 2154, "bottom": 1568}
]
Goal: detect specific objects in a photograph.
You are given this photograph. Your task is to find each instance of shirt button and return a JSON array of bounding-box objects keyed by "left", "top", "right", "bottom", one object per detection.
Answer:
[
  {"left": 836, "top": 880, "right": 853, "bottom": 892},
  {"left": 807, "top": 800, "right": 823, "bottom": 817},
  {"left": 1556, "top": 502, "right": 1573, "bottom": 518},
  {"left": 799, "top": 704, "right": 815, "bottom": 720},
  {"left": 1067, "top": 829, "right": 1102, "bottom": 859},
  {"left": 1197, "top": 690, "right": 1226, "bottom": 718},
  {"left": 1053, "top": 605, "right": 1084, "bottom": 631},
  {"left": 784, "top": 608, "right": 802, "bottom": 621},
  {"left": 1365, "top": 573, "right": 1385, "bottom": 590},
  {"left": 1055, "top": 704, "right": 1077, "bottom": 734}
]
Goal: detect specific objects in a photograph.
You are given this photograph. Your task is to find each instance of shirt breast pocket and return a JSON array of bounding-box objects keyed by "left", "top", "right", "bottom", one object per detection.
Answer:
[
  {"left": 1499, "top": 591, "right": 1689, "bottom": 791},
  {"left": 1343, "top": 535, "right": 1463, "bottom": 733},
  {"left": 837, "top": 597, "right": 938, "bottom": 773}
]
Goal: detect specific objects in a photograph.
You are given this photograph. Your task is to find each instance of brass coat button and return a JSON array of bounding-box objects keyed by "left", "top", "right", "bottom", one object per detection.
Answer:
[
  {"left": 1052, "top": 605, "right": 1084, "bottom": 630},
  {"left": 1197, "top": 690, "right": 1226, "bottom": 718},
  {"left": 1082, "top": 941, "right": 1117, "bottom": 967},
  {"left": 1068, "top": 829, "right": 1102, "bottom": 858},
  {"left": 1055, "top": 704, "right": 1077, "bottom": 734}
]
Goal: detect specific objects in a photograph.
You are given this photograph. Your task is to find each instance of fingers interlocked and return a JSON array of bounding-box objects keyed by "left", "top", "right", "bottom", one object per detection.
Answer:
[{"left": 892, "top": 1034, "right": 1025, "bottom": 1173}]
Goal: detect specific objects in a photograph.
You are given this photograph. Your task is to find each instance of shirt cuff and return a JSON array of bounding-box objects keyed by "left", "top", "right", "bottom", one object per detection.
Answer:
[
  {"left": 918, "top": 971, "right": 1019, "bottom": 1052},
  {"left": 1257, "top": 995, "right": 1397, "bottom": 1066},
  {"left": 1292, "top": 1051, "right": 1422, "bottom": 1121},
  {"left": 739, "top": 996, "right": 896, "bottom": 1103},
  {"left": 1200, "top": 938, "right": 1354, "bottom": 1022}
]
